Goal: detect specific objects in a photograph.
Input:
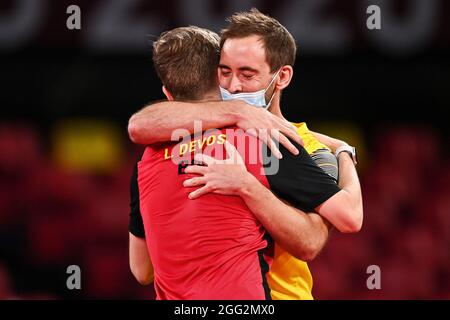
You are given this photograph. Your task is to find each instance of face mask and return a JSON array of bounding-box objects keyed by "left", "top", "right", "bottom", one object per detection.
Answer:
[{"left": 219, "top": 69, "right": 281, "bottom": 109}]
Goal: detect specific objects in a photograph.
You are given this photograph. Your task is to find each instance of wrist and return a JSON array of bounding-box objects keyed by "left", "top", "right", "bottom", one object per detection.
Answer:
[
  {"left": 237, "top": 173, "right": 260, "bottom": 198},
  {"left": 336, "top": 145, "right": 357, "bottom": 165},
  {"left": 337, "top": 151, "right": 352, "bottom": 161},
  {"left": 331, "top": 141, "right": 348, "bottom": 153}
]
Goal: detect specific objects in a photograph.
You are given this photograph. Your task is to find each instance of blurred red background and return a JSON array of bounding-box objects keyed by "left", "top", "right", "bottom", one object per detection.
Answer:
[{"left": 1, "top": 0, "right": 449, "bottom": 299}]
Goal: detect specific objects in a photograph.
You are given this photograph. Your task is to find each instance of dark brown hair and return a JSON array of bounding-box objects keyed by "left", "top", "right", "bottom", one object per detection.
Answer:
[{"left": 221, "top": 8, "right": 297, "bottom": 72}]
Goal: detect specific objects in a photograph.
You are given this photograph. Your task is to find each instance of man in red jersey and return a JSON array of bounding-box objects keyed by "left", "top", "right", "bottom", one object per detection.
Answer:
[{"left": 128, "top": 26, "right": 341, "bottom": 300}]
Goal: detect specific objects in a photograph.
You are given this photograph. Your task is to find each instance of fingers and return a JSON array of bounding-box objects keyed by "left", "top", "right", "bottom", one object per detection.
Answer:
[
  {"left": 224, "top": 141, "right": 244, "bottom": 165},
  {"left": 259, "top": 130, "right": 282, "bottom": 159},
  {"left": 273, "top": 131, "right": 299, "bottom": 156},
  {"left": 245, "top": 128, "right": 258, "bottom": 139},
  {"left": 183, "top": 176, "right": 206, "bottom": 188},
  {"left": 194, "top": 153, "right": 216, "bottom": 166},
  {"left": 246, "top": 128, "right": 282, "bottom": 159},
  {"left": 278, "top": 118, "right": 298, "bottom": 134},
  {"left": 184, "top": 165, "right": 208, "bottom": 175},
  {"left": 188, "top": 185, "right": 212, "bottom": 199},
  {"left": 282, "top": 128, "right": 304, "bottom": 147},
  {"left": 279, "top": 125, "right": 304, "bottom": 147},
  {"left": 286, "top": 121, "right": 299, "bottom": 134},
  {"left": 272, "top": 117, "right": 304, "bottom": 147},
  {"left": 271, "top": 114, "right": 296, "bottom": 133}
]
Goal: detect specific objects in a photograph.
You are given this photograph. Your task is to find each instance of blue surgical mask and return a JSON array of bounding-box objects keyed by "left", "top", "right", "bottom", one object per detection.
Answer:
[{"left": 219, "top": 69, "right": 281, "bottom": 109}]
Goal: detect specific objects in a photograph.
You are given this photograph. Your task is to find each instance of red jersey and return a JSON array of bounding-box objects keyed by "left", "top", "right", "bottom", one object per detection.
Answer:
[
  {"left": 129, "top": 127, "right": 341, "bottom": 300},
  {"left": 137, "top": 128, "right": 272, "bottom": 300}
]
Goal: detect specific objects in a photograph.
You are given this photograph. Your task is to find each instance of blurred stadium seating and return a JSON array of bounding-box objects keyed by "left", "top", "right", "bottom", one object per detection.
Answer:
[{"left": 0, "top": 120, "right": 448, "bottom": 299}]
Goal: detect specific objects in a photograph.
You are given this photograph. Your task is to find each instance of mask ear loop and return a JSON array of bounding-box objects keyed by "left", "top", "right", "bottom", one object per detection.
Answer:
[
  {"left": 265, "top": 91, "right": 276, "bottom": 109},
  {"left": 264, "top": 68, "right": 282, "bottom": 109}
]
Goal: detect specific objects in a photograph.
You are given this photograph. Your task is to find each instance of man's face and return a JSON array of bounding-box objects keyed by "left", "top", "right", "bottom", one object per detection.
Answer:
[{"left": 218, "top": 35, "right": 275, "bottom": 96}]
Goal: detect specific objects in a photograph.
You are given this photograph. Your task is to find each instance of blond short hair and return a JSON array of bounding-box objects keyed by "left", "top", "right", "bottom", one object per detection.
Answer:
[{"left": 153, "top": 26, "right": 220, "bottom": 100}]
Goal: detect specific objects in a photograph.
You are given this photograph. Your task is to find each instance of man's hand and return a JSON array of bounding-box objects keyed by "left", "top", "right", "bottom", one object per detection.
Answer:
[
  {"left": 183, "top": 141, "right": 252, "bottom": 199},
  {"left": 234, "top": 101, "right": 303, "bottom": 159}
]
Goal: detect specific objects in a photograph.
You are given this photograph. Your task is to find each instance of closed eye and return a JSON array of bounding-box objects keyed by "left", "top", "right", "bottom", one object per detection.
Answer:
[
  {"left": 242, "top": 74, "right": 255, "bottom": 80},
  {"left": 220, "top": 70, "right": 231, "bottom": 77},
  {"left": 219, "top": 66, "right": 232, "bottom": 77}
]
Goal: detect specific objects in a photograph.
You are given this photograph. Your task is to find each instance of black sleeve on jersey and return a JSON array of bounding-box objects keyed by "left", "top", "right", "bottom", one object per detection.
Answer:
[
  {"left": 264, "top": 140, "right": 341, "bottom": 213},
  {"left": 128, "top": 161, "right": 146, "bottom": 238}
]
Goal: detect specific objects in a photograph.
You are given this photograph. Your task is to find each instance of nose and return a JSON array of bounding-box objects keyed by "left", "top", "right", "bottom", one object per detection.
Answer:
[{"left": 229, "top": 75, "right": 243, "bottom": 93}]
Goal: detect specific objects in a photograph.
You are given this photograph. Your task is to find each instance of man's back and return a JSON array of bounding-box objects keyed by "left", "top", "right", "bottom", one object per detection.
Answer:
[{"left": 137, "top": 128, "right": 272, "bottom": 300}]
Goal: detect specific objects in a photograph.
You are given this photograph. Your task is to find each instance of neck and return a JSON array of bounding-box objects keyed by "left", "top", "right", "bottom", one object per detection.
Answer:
[
  {"left": 197, "top": 89, "right": 221, "bottom": 102},
  {"left": 174, "top": 89, "right": 220, "bottom": 103},
  {"left": 267, "top": 93, "right": 285, "bottom": 119}
]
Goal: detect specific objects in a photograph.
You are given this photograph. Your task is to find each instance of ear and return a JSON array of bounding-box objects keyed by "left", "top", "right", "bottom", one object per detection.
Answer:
[
  {"left": 275, "top": 65, "right": 293, "bottom": 91},
  {"left": 162, "top": 86, "right": 174, "bottom": 101}
]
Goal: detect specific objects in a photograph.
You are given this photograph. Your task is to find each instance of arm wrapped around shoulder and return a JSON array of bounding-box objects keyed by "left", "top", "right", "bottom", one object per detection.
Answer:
[{"left": 310, "top": 148, "right": 339, "bottom": 183}]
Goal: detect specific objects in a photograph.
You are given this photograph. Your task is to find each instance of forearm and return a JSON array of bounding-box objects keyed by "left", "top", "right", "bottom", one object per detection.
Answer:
[
  {"left": 128, "top": 100, "right": 243, "bottom": 145},
  {"left": 129, "top": 233, "right": 154, "bottom": 285},
  {"left": 310, "top": 130, "right": 346, "bottom": 152},
  {"left": 337, "top": 153, "right": 363, "bottom": 229},
  {"left": 239, "top": 175, "right": 329, "bottom": 261}
]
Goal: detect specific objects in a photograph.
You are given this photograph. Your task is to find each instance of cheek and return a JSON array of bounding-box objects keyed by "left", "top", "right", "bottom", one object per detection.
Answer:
[
  {"left": 218, "top": 74, "right": 229, "bottom": 88},
  {"left": 241, "top": 80, "right": 264, "bottom": 93}
]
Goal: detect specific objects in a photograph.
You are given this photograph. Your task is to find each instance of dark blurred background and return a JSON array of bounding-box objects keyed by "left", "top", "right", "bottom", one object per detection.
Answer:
[{"left": 0, "top": 0, "right": 449, "bottom": 299}]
